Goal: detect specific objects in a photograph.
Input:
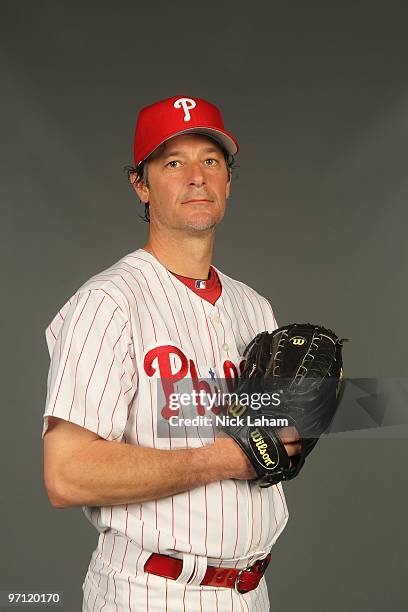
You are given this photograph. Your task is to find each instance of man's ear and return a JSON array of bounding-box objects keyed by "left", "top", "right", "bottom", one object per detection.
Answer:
[
  {"left": 226, "top": 177, "right": 231, "bottom": 199},
  {"left": 130, "top": 173, "right": 150, "bottom": 203}
]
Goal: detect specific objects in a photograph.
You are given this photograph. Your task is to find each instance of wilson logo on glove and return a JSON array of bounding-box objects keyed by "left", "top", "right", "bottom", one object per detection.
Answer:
[
  {"left": 248, "top": 428, "right": 279, "bottom": 470},
  {"left": 290, "top": 337, "right": 306, "bottom": 346}
]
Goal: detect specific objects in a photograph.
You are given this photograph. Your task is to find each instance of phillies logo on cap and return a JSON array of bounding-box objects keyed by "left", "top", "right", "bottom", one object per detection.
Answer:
[
  {"left": 173, "top": 97, "right": 197, "bottom": 122},
  {"left": 133, "top": 94, "right": 239, "bottom": 167}
]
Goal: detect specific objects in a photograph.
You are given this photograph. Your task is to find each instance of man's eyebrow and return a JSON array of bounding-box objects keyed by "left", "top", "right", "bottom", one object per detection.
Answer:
[{"left": 161, "top": 147, "right": 222, "bottom": 160}]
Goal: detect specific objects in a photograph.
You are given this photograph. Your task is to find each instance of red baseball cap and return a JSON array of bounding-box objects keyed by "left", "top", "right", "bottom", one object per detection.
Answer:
[{"left": 133, "top": 95, "right": 239, "bottom": 167}]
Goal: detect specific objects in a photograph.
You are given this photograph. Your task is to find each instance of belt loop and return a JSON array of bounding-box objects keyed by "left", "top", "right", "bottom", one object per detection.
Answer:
[
  {"left": 175, "top": 552, "right": 196, "bottom": 583},
  {"left": 187, "top": 555, "right": 208, "bottom": 586}
]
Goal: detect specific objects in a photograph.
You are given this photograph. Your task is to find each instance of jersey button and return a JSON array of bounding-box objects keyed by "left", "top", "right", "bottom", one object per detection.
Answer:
[
  {"left": 222, "top": 343, "right": 229, "bottom": 352},
  {"left": 212, "top": 315, "right": 221, "bottom": 324}
]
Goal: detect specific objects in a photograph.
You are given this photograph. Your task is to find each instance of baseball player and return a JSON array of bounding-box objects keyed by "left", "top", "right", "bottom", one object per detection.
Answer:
[{"left": 42, "top": 95, "right": 301, "bottom": 611}]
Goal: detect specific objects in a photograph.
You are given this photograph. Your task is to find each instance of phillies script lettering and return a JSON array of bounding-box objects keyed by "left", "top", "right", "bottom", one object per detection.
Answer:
[{"left": 144, "top": 345, "right": 246, "bottom": 420}]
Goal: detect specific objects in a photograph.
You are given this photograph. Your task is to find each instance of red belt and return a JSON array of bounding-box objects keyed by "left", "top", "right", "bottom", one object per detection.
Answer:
[{"left": 144, "top": 552, "right": 271, "bottom": 593}]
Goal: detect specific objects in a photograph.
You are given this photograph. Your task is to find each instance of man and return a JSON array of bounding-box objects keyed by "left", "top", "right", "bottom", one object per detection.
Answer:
[{"left": 42, "top": 95, "right": 300, "bottom": 611}]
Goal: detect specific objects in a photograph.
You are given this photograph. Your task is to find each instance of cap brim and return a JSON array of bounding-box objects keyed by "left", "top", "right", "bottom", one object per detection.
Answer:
[
  {"left": 138, "top": 126, "right": 239, "bottom": 166},
  {"left": 170, "top": 127, "right": 239, "bottom": 156}
]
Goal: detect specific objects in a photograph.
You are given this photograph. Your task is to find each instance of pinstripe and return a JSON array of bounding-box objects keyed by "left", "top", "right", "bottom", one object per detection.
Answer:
[
  {"left": 240, "top": 283, "right": 267, "bottom": 331},
  {"left": 95, "top": 323, "right": 128, "bottom": 435},
  {"left": 95, "top": 273, "right": 147, "bottom": 347},
  {"left": 219, "top": 294, "right": 242, "bottom": 356},
  {"left": 51, "top": 290, "right": 92, "bottom": 413},
  {"left": 99, "top": 566, "right": 114, "bottom": 611},
  {"left": 221, "top": 277, "right": 256, "bottom": 337},
  {"left": 127, "top": 257, "right": 181, "bottom": 343},
  {"left": 84, "top": 318, "right": 126, "bottom": 425}
]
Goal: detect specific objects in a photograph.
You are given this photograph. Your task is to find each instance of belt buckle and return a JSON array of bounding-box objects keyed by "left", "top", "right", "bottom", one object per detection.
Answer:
[
  {"left": 256, "top": 553, "right": 271, "bottom": 573},
  {"left": 234, "top": 554, "right": 271, "bottom": 594}
]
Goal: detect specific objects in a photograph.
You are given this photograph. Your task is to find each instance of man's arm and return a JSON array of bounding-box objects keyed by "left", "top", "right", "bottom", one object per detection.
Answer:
[{"left": 43, "top": 417, "right": 301, "bottom": 509}]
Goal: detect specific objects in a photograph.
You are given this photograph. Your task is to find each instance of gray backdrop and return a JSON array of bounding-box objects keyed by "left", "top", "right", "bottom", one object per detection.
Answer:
[{"left": 1, "top": 1, "right": 407, "bottom": 610}]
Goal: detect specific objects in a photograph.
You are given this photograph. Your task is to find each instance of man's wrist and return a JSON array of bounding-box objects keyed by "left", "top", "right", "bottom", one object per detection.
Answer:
[
  {"left": 209, "top": 433, "right": 253, "bottom": 481},
  {"left": 189, "top": 434, "right": 234, "bottom": 483}
]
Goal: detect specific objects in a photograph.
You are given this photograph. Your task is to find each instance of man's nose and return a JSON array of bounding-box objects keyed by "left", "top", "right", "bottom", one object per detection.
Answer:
[{"left": 187, "top": 162, "right": 206, "bottom": 185}]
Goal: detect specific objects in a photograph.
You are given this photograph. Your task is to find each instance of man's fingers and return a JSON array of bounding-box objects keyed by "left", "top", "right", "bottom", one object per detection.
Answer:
[
  {"left": 277, "top": 426, "right": 300, "bottom": 444},
  {"left": 284, "top": 441, "right": 302, "bottom": 457}
]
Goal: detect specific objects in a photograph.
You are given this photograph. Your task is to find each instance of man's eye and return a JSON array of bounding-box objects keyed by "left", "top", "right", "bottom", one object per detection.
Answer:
[
  {"left": 167, "top": 160, "right": 181, "bottom": 168},
  {"left": 204, "top": 158, "right": 218, "bottom": 166}
]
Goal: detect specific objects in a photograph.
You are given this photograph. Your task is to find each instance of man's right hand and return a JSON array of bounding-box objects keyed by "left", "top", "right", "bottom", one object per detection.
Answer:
[{"left": 213, "top": 427, "right": 301, "bottom": 481}]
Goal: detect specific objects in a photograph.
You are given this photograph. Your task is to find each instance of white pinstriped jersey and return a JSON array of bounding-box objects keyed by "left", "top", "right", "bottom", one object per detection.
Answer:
[{"left": 42, "top": 247, "right": 289, "bottom": 603}]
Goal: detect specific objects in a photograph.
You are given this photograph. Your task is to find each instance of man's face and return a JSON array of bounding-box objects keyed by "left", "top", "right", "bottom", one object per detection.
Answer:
[{"left": 133, "top": 134, "right": 231, "bottom": 233}]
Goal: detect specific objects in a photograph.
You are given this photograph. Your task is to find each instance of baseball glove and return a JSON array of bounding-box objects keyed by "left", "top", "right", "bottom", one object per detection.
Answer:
[{"left": 221, "top": 323, "right": 347, "bottom": 487}]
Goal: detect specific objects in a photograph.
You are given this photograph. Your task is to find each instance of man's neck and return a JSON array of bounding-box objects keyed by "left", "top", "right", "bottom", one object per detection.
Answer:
[{"left": 143, "top": 231, "right": 214, "bottom": 279}]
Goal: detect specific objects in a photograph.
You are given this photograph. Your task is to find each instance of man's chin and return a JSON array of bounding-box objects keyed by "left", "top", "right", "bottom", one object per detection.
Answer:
[
  {"left": 181, "top": 220, "right": 218, "bottom": 232},
  {"left": 178, "top": 213, "right": 221, "bottom": 232}
]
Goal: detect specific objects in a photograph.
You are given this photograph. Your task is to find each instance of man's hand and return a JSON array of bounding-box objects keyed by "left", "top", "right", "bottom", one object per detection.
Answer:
[{"left": 213, "top": 428, "right": 301, "bottom": 481}]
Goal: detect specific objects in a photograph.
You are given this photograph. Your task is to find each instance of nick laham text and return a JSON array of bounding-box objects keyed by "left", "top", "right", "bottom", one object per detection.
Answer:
[{"left": 168, "top": 415, "right": 289, "bottom": 427}]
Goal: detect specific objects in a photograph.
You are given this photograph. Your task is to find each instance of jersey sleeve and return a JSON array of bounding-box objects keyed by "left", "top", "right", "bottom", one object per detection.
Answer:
[
  {"left": 259, "top": 296, "right": 279, "bottom": 332},
  {"left": 42, "top": 288, "right": 137, "bottom": 442}
]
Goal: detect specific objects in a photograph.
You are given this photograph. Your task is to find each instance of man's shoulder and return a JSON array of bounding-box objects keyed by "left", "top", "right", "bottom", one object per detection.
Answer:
[
  {"left": 48, "top": 249, "right": 145, "bottom": 325},
  {"left": 213, "top": 265, "right": 278, "bottom": 331},
  {"left": 44, "top": 249, "right": 144, "bottom": 354},
  {"left": 75, "top": 247, "right": 148, "bottom": 307}
]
